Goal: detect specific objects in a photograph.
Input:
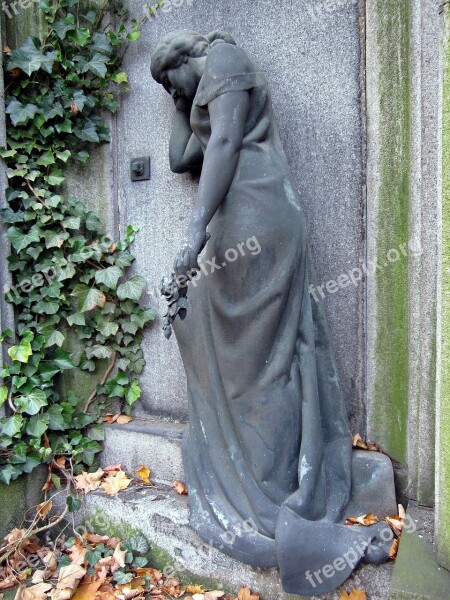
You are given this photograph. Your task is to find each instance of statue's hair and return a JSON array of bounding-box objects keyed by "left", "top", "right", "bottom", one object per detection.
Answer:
[{"left": 150, "top": 30, "right": 236, "bottom": 83}]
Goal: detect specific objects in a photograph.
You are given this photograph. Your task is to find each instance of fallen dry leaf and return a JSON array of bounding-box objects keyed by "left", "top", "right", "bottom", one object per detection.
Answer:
[
  {"left": 67, "top": 539, "right": 88, "bottom": 566},
  {"left": 103, "top": 464, "right": 122, "bottom": 474},
  {"left": 339, "top": 590, "right": 367, "bottom": 600},
  {"left": 238, "top": 587, "right": 259, "bottom": 600},
  {"left": 3, "top": 528, "right": 27, "bottom": 546},
  {"left": 0, "top": 574, "right": 19, "bottom": 590},
  {"left": 49, "top": 564, "right": 86, "bottom": 600},
  {"left": 345, "top": 513, "right": 379, "bottom": 526},
  {"left": 135, "top": 465, "right": 151, "bottom": 484},
  {"left": 389, "top": 537, "right": 400, "bottom": 560},
  {"left": 352, "top": 434, "right": 367, "bottom": 449},
  {"left": 14, "top": 582, "right": 53, "bottom": 600},
  {"left": 103, "top": 413, "right": 118, "bottom": 424},
  {"left": 75, "top": 468, "right": 104, "bottom": 494},
  {"left": 173, "top": 480, "right": 188, "bottom": 495},
  {"left": 36, "top": 500, "right": 52, "bottom": 520},
  {"left": 205, "top": 592, "right": 225, "bottom": 600},
  {"left": 133, "top": 568, "right": 162, "bottom": 581},
  {"left": 112, "top": 543, "right": 127, "bottom": 572},
  {"left": 385, "top": 515, "right": 404, "bottom": 537},
  {"left": 186, "top": 586, "right": 205, "bottom": 594},
  {"left": 352, "top": 434, "right": 382, "bottom": 452},
  {"left": 398, "top": 504, "right": 406, "bottom": 519},
  {"left": 116, "top": 415, "right": 133, "bottom": 425},
  {"left": 70, "top": 580, "right": 103, "bottom": 600},
  {"left": 101, "top": 471, "right": 131, "bottom": 496},
  {"left": 84, "top": 533, "right": 110, "bottom": 545}
]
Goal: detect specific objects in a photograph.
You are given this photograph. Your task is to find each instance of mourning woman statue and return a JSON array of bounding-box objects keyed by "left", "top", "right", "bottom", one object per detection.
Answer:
[{"left": 151, "top": 31, "right": 394, "bottom": 595}]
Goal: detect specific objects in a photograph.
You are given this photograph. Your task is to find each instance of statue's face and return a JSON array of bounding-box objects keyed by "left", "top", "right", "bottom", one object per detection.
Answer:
[{"left": 162, "top": 56, "right": 205, "bottom": 105}]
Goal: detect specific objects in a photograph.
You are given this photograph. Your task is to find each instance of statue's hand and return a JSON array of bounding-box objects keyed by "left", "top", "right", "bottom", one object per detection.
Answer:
[{"left": 174, "top": 228, "right": 209, "bottom": 279}]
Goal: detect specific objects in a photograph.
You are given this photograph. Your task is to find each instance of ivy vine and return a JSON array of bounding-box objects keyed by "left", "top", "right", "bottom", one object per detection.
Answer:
[{"left": 0, "top": 0, "right": 156, "bottom": 485}]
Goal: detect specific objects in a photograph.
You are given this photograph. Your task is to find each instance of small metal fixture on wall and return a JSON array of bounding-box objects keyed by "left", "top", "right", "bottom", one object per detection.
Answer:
[{"left": 130, "top": 157, "right": 151, "bottom": 181}]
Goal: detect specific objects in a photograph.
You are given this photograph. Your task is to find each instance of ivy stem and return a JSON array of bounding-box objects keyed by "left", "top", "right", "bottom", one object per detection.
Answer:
[
  {"left": 84, "top": 350, "right": 117, "bottom": 413},
  {"left": 26, "top": 180, "right": 49, "bottom": 209},
  {"left": 7, "top": 387, "right": 16, "bottom": 413}
]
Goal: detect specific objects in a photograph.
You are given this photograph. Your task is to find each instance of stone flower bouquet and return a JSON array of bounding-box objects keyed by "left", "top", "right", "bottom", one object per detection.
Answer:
[
  {"left": 160, "top": 233, "right": 210, "bottom": 339},
  {"left": 160, "top": 272, "right": 189, "bottom": 339}
]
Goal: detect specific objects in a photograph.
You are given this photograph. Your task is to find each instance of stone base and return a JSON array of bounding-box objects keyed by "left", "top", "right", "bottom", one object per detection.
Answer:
[{"left": 82, "top": 419, "right": 397, "bottom": 599}]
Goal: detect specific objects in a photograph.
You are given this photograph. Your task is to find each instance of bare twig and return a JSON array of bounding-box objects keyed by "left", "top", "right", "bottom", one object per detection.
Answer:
[{"left": 84, "top": 350, "right": 117, "bottom": 413}]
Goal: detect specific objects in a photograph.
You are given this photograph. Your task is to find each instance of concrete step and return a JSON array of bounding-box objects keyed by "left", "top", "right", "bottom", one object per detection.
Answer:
[
  {"left": 100, "top": 418, "right": 186, "bottom": 486},
  {"left": 389, "top": 502, "right": 450, "bottom": 600}
]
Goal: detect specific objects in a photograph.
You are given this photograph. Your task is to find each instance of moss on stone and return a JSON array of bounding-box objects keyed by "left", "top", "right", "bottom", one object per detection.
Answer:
[
  {"left": 0, "top": 467, "right": 47, "bottom": 540},
  {"left": 437, "top": 4, "right": 450, "bottom": 572},
  {"left": 81, "top": 507, "right": 232, "bottom": 593},
  {"left": 370, "top": 0, "right": 410, "bottom": 464}
]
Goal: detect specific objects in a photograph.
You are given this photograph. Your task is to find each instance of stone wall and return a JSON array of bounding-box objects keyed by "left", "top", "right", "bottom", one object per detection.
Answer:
[{"left": 116, "top": 0, "right": 366, "bottom": 431}]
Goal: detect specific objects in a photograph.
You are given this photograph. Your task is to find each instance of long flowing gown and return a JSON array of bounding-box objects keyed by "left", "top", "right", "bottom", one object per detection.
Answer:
[{"left": 173, "top": 40, "right": 385, "bottom": 595}]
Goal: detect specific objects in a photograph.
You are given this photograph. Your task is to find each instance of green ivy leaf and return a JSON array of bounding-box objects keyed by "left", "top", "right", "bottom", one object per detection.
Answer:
[
  {"left": 67, "top": 313, "right": 86, "bottom": 326},
  {"left": 26, "top": 414, "right": 49, "bottom": 437},
  {"left": 66, "top": 496, "right": 82, "bottom": 513},
  {"left": 6, "top": 225, "right": 41, "bottom": 252},
  {"left": 46, "top": 169, "right": 65, "bottom": 186},
  {"left": 45, "top": 330, "right": 65, "bottom": 348},
  {"left": 8, "top": 341, "right": 32, "bottom": 363},
  {"left": 36, "top": 151, "right": 56, "bottom": 167},
  {"left": 74, "top": 120, "right": 99, "bottom": 143},
  {"left": 1, "top": 414, "right": 24, "bottom": 437},
  {"left": 56, "top": 150, "right": 71, "bottom": 163},
  {"left": 15, "top": 390, "right": 48, "bottom": 415},
  {"left": 0, "top": 464, "right": 21, "bottom": 485},
  {"left": 62, "top": 216, "right": 81, "bottom": 229},
  {"left": 112, "top": 71, "right": 128, "bottom": 84},
  {"left": 94, "top": 266, "right": 122, "bottom": 290},
  {"left": 125, "top": 381, "right": 141, "bottom": 405},
  {"left": 72, "top": 284, "right": 106, "bottom": 312},
  {"left": 114, "top": 571, "right": 133, "bottom": 585},
  {"left": 117, "top": 276, "right": 146, "bottom": 301},
  {"left": 0, "top": 385, "right": 8, "bottom": 408},
  {"left": 52, "top": 349, "right": 75, "bottom": 370},
  {"left": 87, "top": 422, "right": 105, "bottom": 441},
  {"left": 43, "top": 229, "right": 70, "bottom": 249},
  {"left": 98, "top": 321, "right": 119, "bottom": 337},
  {"left": 5, "top": 99, "right": 39, "bottom": 126},
  {"left": 79, "top": 52, "right": 109, "bottom": 78}
]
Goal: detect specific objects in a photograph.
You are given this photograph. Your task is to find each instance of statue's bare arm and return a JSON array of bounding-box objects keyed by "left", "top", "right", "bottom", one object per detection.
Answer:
[
  {"left": 169, "top": 109, "right": 204, "bottom": 173},
  {"left": 174, "top": 90, "right": 250, "bottom": 276}
]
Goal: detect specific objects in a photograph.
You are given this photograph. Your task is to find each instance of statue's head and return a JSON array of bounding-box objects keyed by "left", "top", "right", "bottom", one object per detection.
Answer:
[{"left": 151, "top": 30, "right": 236, "bottom": 106}]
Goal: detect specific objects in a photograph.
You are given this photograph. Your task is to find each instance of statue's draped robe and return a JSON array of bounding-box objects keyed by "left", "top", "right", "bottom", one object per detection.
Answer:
[{"left": 173, "top": 41, "right": 380, "bottom": 594}]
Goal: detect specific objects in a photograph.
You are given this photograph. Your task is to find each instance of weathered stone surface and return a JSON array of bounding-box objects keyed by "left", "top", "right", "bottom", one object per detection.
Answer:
[
  {"left": 390, "top": 503, "right": 450, "bottom": 600},
  {"left": 101, "top": 420, "right": 185, "bottom": 486},
  {"left": 117, "top": 0, "right": 366, "bottom": 430},
  {"left": 0, "top": 467, "right": 47, "bottom": 540},
  {"left": 437, "top": 1, "right": 450, "bottom": 571},
  {"left": 346, "top": 451, "right": 397, "bottom": 518},
  {"left": 54, "top": 483, "right": 393, "bottom": 600}
]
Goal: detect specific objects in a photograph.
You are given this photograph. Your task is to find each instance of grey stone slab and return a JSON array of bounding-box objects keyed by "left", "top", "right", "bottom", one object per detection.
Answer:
[
  {"left": 390, "top": 503, "right": 450, "bottom": 600},
  {"left": 100, "top": 420, "right": 186, "bottom": 485},
  {"left": 117, "top": 0, "right": 365, "bottom": 429}
]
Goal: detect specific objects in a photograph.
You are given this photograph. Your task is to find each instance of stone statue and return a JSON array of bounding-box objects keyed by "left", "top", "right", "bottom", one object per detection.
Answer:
[{"left": 151, "top": 30, "right": 396, "bottom": 595}]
